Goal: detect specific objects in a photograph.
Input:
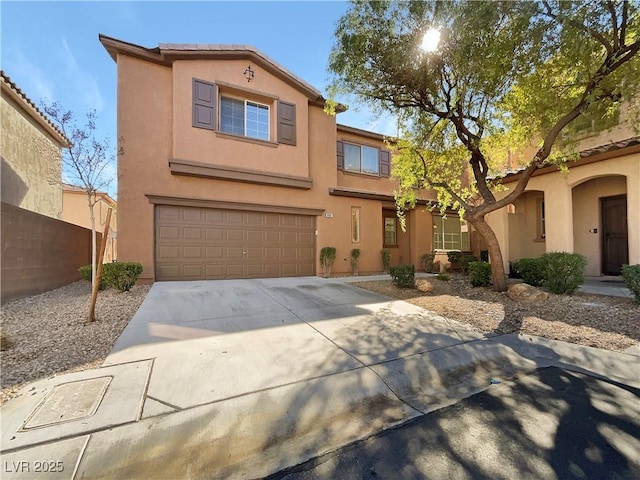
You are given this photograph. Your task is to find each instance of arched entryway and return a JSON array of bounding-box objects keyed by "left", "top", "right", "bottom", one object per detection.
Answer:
[{"left": 572, "top": 175, "right": 627, "bottom": 276}]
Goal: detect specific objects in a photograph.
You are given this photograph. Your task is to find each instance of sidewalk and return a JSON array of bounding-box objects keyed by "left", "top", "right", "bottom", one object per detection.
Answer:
[{"left": 1, "top": 277, "right": 638, "bottom": 479}]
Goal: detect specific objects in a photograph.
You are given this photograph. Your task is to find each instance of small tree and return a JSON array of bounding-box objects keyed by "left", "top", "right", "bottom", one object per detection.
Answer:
[{"left": 41, "top": 102, "right": 116, "bottom": 321}]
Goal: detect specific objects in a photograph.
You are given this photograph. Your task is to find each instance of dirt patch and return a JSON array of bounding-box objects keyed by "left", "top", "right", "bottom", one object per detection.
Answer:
[
  {"left": 351, "top": 275, "right": 638, "bottom": 352},
  {"left": 1, "top": 281, "right": 150, "bottom": 405}
]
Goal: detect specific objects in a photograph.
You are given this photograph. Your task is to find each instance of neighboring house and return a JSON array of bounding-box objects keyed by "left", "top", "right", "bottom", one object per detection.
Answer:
[
  {"left": 1, "top": 71, "right": 69, "bottom": 218},
  {"left": 482, "top": 106, "right": 639, "bottom": 277},
  {"left": 62, "top": 184, "right": 118, "bottom": 263},
  {"left": 100, "top": 35, "right": 463, "bottom": 282}
]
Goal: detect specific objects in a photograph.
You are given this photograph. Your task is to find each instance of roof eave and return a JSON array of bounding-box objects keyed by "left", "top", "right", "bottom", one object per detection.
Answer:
[
  {"left": 98, "top": 34, "right": 334, "bottom": 107},
  {"left": 0, "top": 76, "right": 70, "bottom": 148}
]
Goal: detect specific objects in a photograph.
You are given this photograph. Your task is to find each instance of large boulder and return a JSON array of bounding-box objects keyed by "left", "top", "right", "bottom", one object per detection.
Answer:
[
  {"left": 508, "top": 283, "right": 549, "bottom": 302},
  {"left": 415, "top": 279, "right": 434, "bottom": 293}
]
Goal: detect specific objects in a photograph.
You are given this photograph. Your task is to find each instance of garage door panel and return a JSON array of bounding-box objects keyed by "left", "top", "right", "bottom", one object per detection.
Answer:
[
  {"left": 246, "top": 230, "right": 263, "bottom": 242},
  {"left": 227, "top": 247, "right": 244, "bottom": 258},
  {"left": 158, "top": 246, "right": 179, "bottom": 259},
  {"left": 264, "top": 231, "right": 280, "bottom": 242},
  {"left": 226, "top": 264, "right": 244, "bottom": 276},
  {"left": 298, "top": 216, "right": 313, "bottom": 228},
  {"left": 298, "top": 248, "right": 314, "bottom": 259},
  {"left": 206, "top": 228, "right": 223, "bottom": 241},
  {"left": 226, "top": 229, "right": 244, "bottom": 241},
  {"left": 183, "top": 227, "right": 203, "bottom": 240},
  {"left": 205, "top": 210, "right": 224, "bottom": 223},
  {"left": 206, "top": 247, "right": 223, "bottom": 258},
  {"left": 281, "top": 232, "right": 297, "bottom": 243},
  {"left": 156, "top": 205, "right": 315, "bottom": 280},
  {"left": 158, "top": 226, "right": 179, "bottom": 240},
  {"left": 263, "top": 213, "right": 280, "bottom": 226},
  {"left": 227, "top": 212, "right": 244, "bottom": 224},
  {"left": 183, "top": 246, "right": 203, "bottom": 258},
  {"left": 183, "top": 209, "right": 203, "bottom": 222},
  {"left": 183, "top": 264, "right": 204, "bottom": 277}
]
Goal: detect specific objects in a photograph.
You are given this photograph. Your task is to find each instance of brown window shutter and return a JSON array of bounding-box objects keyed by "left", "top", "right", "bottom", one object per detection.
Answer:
[
  {"left": 193, "top": 78, "right": 217, "bottom": 130},
  {"left": 379, "top": 150, "right": 390, "bottom": 177},
  {"left": 277, "top": 101, "right": 296, "bottom": 145},
  {"left": 337, "top": 141, "right": 344, "bottom": 170}
]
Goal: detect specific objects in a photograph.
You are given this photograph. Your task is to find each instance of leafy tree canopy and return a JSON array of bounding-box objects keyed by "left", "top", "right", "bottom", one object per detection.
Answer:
[{"left": 328, "top": 0, "right": 639, "bottom": 291}]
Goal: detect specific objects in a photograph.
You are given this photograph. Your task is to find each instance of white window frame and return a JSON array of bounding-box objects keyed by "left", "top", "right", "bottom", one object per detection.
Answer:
[
  {"left": 344, "top": 142, "right": 379, "bottom": 176},
  {"left": 220, "top": 96, "right": 270, "bottom": 141},
  {"left": 432, "top": 215, "right": 470, "bottom": 252}
]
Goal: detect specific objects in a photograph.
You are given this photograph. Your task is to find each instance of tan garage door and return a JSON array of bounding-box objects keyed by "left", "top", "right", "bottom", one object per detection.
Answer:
[{"left": 155, "top": 205, "right": 316, "bottom": 280}]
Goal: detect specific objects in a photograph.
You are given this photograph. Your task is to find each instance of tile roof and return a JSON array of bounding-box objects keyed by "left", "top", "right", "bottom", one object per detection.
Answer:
[
  {"left": 0, "top": 70, "right": 70, "bottom": 146},
  {"left": 495, "top": 136, "right": 640, "bottom": 180}
]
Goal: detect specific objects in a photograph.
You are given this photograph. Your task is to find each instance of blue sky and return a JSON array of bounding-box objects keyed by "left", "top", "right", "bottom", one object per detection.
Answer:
[{"left": 2, "top": 1, "right": 395, "bottom": 196}]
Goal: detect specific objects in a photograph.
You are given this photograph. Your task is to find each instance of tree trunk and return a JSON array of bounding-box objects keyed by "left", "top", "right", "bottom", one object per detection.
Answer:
[
  {"left": 88, "top": 194, "right": 97, "bottom": 320},
  {"left": 468, "top": 216, "right": 508, "bottom": 292}
]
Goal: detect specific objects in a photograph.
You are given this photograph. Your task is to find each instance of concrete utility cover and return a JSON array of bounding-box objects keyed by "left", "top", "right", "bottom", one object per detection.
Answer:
[{"left": 23, "top": 377, "right": 111, "bottom": 429}]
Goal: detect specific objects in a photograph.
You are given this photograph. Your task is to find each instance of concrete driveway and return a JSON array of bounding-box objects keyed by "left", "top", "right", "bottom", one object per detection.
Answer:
[{"left": 2, "top": 276, "right": 639, "bottom": 480}]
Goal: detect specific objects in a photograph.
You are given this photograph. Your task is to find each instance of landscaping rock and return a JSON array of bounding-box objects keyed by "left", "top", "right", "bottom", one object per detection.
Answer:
[
  {"left": 415, "top": 279, "right": 434, "bottom": 293},
  {"left": 507, "top": 283, "right": 549, "bottom": 302}
]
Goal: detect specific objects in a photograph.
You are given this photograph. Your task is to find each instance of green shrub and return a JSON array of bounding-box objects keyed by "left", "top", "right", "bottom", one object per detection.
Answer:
[
  {"left": 350, "top": 248, "right": 361, "bottom": 275},
  {"left": 389, "top": 264, "right": 415, "bottom": 288},
  {"left": 320, "top": 247, "right": 337, "bottom": 277},
  {"left": 79, "top": 264, "right": 107, "bottom": 290},
  {"left": 542, "top": 252, "right": 586, "bottom": 294},
  {"left": 420, "top": 253, "right": 435, "bottom": 273},
  {"left": 101, "top": 262, "right": 143, "bottom": 292},
  {"left": 621, "top": 264, "right": 640, "bottom": 304},
  {"left": 468, "top": 261, "right": 492, "bottom": 287},
  {"left": 459, "top": 254, "right": 477, "bottom": 274},
  {"left": 380, "top": 249, "right": 391, "bottom": 273},
  {"left": 513, "top": 257, "right": 546, "bottom": 287},
  {"left": 447, "top": 251, "right": 462, "bottom": 267},
  {"left": 436, "top": 273, "right": 450, "bottom": 281}
]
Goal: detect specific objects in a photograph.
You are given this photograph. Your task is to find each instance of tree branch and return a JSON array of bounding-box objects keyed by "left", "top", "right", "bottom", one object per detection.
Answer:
[{"left": 541, "top": 0, "right": 612, "bottom": 54}]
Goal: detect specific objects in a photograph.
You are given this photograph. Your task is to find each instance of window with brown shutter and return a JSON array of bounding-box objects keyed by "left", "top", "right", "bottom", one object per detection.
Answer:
[
  {"left": 277, "top": 101, "right": 296, "bottom": 145},
  {"left": 192, "top": 78, "right": 217, "bottom": 130},
  {"left": 379, "top": 150, "right": 390, "bottom": 177},
  {"left": 337, "top": 141, "right": 344, "bottom": 170}
]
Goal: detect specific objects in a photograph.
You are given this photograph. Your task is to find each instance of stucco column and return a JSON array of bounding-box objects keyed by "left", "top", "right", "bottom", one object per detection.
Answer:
[
  {"left": 627, "top": 172, "right": 640, "bottom": 265},
  {"left": 544, "top": 184, "right": 574, "bottom": 253}
]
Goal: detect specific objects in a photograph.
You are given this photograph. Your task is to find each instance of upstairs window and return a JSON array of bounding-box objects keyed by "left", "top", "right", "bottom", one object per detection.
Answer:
[
  {"left": 344, "top": 144, "right": 379, "bottom": 175},
  {"left": 220, "top": 97, "right": 269, "bottom": 141},
  {"left": 193, "top": 78, "right": 296, "bottom": 145}
]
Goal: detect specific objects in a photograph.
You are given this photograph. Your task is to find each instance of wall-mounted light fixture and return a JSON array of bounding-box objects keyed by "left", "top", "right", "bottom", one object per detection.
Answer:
[{"left": 244, "top": 66, "right": 254, "bottom": 82}]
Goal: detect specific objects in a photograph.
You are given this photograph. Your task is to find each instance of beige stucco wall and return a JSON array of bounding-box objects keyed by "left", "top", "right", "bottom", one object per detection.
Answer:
[
  {"left": 62, "top": 191, "right": 118, "bottom": 262},
  {"left": 507, "top": 191, "right": 546, "bottom": 262},
  {"left": 487, "top": 152, "right": 639, "bottom": 275},
  {"left": 1, "top": 94, "right": 62, "bottom": 218}
]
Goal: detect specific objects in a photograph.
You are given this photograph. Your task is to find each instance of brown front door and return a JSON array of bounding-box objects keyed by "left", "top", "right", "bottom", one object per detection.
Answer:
[{"left": 601, "top": 195, "right": 628, "bottom": 275}]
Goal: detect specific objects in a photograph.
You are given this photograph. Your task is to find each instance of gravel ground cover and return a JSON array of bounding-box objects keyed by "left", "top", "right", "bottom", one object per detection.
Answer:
[
  {"left": 1, "top": 281, "right": 150, "bottom": 405},
  {"left": 352, "top": 275, "right": 639, "bottom": 352}
]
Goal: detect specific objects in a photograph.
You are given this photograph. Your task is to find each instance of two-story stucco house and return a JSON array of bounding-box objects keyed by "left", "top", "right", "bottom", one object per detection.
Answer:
[
  {"left": 100, "top": 35, "right": 457, "bottom": 282},
  {"left": 1, "top": 71, "right": 69, "bottom": 218}
]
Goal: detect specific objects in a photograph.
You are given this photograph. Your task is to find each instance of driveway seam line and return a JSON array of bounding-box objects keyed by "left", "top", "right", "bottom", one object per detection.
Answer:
[
  {"left": 145, "top": 395, "right": 182, "bottom": 412},
  {"left": 70, "top": 434, "right": 90, "bottom": 480}
]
